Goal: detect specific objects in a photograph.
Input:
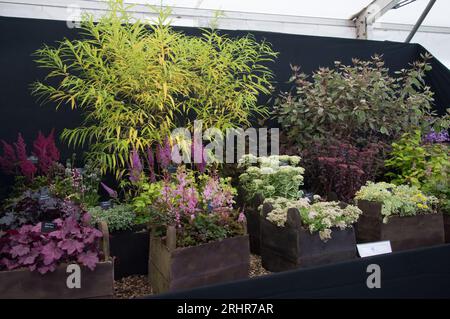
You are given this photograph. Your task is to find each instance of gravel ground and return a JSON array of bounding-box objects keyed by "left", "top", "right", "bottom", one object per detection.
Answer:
[{"left": 114, "top": 255, "right": 271, "bottom": 299}]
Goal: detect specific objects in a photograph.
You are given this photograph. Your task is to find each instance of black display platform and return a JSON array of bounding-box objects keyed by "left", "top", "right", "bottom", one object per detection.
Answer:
[{"left": 148, "top": 244, "right": 450, "bottom": 298}]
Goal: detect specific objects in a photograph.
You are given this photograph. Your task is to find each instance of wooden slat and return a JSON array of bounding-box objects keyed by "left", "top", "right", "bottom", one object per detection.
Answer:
[{"left": 0, "top": 261, "right": 114, "bottom": 299}]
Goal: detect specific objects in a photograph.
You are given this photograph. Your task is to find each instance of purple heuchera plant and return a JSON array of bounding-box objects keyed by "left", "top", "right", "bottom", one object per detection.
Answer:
[
  {"left": 423, "top": 129, "right": 450, "bottom": 144},
  {"left": 0, "top": 213, "right": 103, "bottom": 274}
]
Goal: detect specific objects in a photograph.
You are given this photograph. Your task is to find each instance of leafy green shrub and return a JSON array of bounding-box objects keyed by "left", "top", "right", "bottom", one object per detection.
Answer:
[
  {"left": 262, "top": 197, "right": 361, "bottom": 241},
  {"left": 355, "top": 182, "right": 438, "bottom": 222},
  {"left": 88, "top": 204, "right": 135, "bottom": 232},
  {"left": 32, "top": 0, "right": 277, "bottom": 176},
  {"left": 274, "top": 55, "right": 437, "bottom": 149},
  {"left": 384, "top": 130, "right": 449, "bottom": 212},
  {"left": 238, "top": 155, "right": 304, "bottom": 201}
]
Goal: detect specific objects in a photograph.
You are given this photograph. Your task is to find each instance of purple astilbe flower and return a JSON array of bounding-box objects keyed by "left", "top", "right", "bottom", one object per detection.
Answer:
[
  {"left": 423, "top": 130, "right": 450, "bottom": 144},
  {"left": 100, "top": 182, "right": 118, "bottom": 199},
  {"left": 129, "top": 149, "right": 143, "bottom": 183},
  {"left": 147, "top": 146, "right": 156, "bottom": 182},
  {"left": 191, "top": 141, "right": 207, "bottom": 173},
  {"left": 156, "top": 138, "right": 172, "bottom": 169}
]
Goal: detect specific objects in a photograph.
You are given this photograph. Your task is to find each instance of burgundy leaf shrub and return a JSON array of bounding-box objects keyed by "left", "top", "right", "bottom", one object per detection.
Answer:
[
  {"left": 302, "top": 140, "right": 385, "bottom": 202},
  {"left": 0, "top": 212, "right": 103, "bottom": 274}
]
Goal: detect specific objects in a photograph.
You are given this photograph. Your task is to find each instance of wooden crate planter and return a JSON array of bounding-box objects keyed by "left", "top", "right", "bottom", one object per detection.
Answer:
[
  {"left": 356, "top": 200, "right": 445, "bottom": 251},
  {"left": 260, "top": 203, "right": 356, "bottom": 272},
  {"left": 0, "top": 222, "right": 114, "bottom": 299},
  {"left": 109, "top": 224, "right": 149, "bottom": 280},
  {"left": 239, "top": 191, "right": 264, "bottom": 255},
  {"left": 149, "top": 226, "right": 250, "bottom": 294}
]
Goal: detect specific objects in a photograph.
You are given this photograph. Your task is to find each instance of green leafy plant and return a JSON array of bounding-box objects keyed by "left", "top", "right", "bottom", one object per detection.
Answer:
[
  {"left": 238, "top": 155, "right": 304, "bottom": 201},
  {"left": 355, "top": 182, "right": 438, "bottom": 222},
  {"left": 274, "top": 55, "right": 438, "bottom": 150},
  {"left": 88, "top": 204, "right": 135, "bottom": 232},
  {"left": 32, "top": 0, "right": 277, "bottom": 177},
  {"left": 385, "top": 130, "right": 449, "bottom": 213},
  {"left": 262, "top": 197, "right": 361, "bottom": 241}
]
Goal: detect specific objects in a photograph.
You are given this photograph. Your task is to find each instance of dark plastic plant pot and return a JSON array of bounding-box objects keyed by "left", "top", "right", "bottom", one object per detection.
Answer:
[
  {"left": 260, "top": 203, "right": 356, "bottom": 272},
  {"left": 109, "top": 224, "right": 150, "bottom": 280},
  {"left": 149, "top": 226, "right": 249, "bottom": 294},
  {"left": 356, "top": 200, "right": 444, "bottom": 251}
]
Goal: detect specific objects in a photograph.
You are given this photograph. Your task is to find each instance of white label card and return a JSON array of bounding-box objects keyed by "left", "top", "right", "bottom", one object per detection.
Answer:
[{"left": 357, "top": 241, "right": 392, "bottom": 258}]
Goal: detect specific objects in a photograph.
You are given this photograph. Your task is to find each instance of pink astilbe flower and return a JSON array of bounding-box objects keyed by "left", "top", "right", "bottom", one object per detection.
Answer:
[
  {"left": 14, "top": 134, "right": 36, "bottom": 180},
  {"left": 129, "top": 149, "right": 143, "bottom": 183},
  {"left": 156, "top": 138, "right": 172, "bottom": 169},
  {"left": 202, "top": 174, "right": 234, "bottom": 214},
  {"left": 33, "top": 129, "right": 60, "bottom": 174},
  {"left": 238, "top": 211, "right": 246, "bottom": 223},
  {"left": 0, "top": 140, "right": 17, "bottom": 174}
]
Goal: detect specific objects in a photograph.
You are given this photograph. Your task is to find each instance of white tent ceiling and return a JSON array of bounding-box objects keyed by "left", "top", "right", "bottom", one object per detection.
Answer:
[{"left": 1, "top": 0, "right": 449, "bottom": 66}]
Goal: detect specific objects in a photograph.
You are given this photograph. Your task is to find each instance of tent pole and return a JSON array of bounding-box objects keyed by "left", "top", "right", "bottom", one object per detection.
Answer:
[{"left": 405, "top": 0, "right": 436, "bottom": 43}]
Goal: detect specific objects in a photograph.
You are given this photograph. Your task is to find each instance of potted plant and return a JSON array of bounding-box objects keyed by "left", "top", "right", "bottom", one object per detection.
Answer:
[
  {"left": 259, "top": 197, "right": 361, "bottom": 272},
  {"left": 0, "top": 193, "right": 113, "bottom": 299},
  {"left": 384, "top": 129, "right": 450, "bottom": 242},
  {"left": 274, "top": 55, "right": 445, "bottom": 202},
  {"left": 355, "top": 182, "right": 444, "bottom": 251},
  {"left": 148, "top": 166, "right": 248, "bottom": 294},
  {"left": 89, "top": 204, "right": 149, "bottom": 280},
  {"left": 238, "top": 154, "right": 304, "bottom": 254}
]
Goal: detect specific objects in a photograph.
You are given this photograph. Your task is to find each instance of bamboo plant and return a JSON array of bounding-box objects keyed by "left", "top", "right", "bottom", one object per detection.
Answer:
[{"left": 32, "top": 0, "right": 277, "bottom": 177}]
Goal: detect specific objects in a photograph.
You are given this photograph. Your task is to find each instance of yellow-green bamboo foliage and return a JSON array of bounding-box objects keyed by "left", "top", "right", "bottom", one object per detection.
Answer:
[{"left": 32, "top": 1, "right": 277, "bottom": 176}]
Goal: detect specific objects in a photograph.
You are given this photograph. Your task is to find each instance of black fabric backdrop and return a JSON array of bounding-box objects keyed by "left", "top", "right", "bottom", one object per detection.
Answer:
[{"left": 0, "top": 16, "right": 450, "bottom": 192}]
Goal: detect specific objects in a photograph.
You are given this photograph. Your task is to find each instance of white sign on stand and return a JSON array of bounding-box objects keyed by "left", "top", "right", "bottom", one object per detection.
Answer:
[{"left": 357, "top": 241, "right": 392, "bottom": 258}]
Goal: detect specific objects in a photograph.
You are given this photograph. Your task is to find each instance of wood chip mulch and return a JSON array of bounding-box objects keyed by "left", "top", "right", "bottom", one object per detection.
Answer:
[{"left": 113, "top": 254, "right": 271, "bottom": 299}]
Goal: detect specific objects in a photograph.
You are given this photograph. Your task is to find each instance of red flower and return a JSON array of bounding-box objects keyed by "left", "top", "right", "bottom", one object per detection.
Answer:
[{"left": 0, "top": 140, "right": 17, "bottom": 174}]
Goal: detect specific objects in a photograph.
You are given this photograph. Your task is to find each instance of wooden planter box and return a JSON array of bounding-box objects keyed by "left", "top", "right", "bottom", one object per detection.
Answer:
[
  {"left": 149, "top": 226, "right": 250, "bottom": 294},
  {"left": 238, "top": 191, "right": 264, "bottom": 255},
  {"left": 444, "top": 214, "right": 450, "bottom": 244},
  {"left": 0, "top": 222, "right": 114, "bottom": 299},
  {"left": 260, "top": 203, "right": 356, "bottom": 272},
  {"left": 356, "top": 200, "right": 445, "bottom": 251},
  {"left": 109, "top": 224, "right": 149, "bottom": 280}
]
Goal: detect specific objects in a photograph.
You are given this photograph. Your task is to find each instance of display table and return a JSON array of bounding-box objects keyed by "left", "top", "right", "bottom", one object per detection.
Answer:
[{"left": 148, "top": 244, "right": 450, "bottom": 298}]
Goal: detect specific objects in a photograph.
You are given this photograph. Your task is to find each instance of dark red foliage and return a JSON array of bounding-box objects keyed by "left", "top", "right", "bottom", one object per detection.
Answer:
[{"left": 302, "top": 140, "right": 385, "bottom": 202}]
